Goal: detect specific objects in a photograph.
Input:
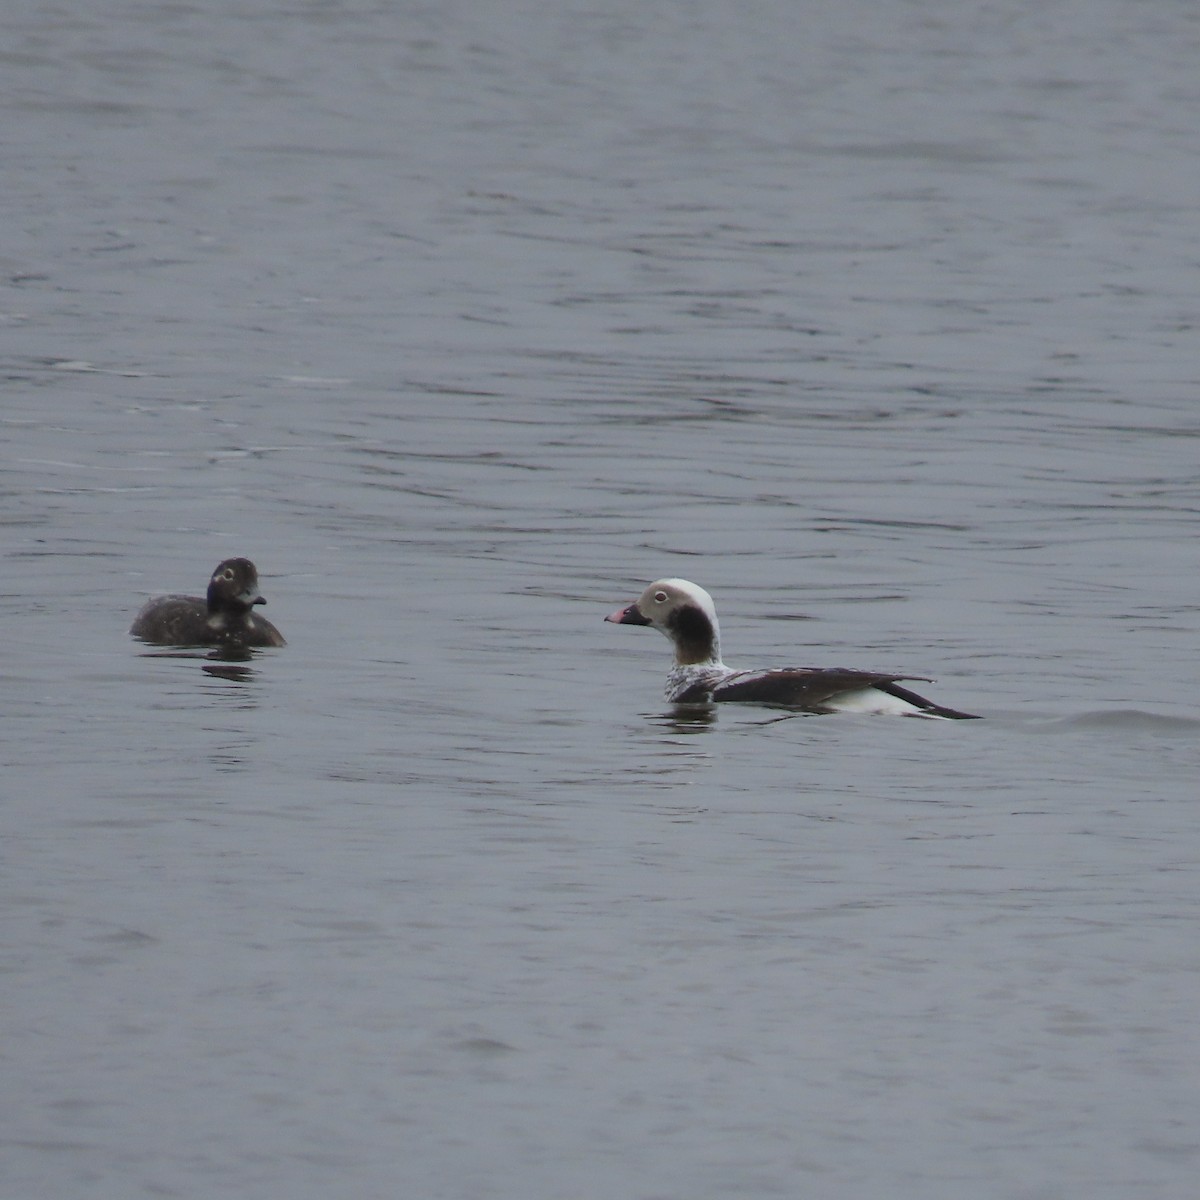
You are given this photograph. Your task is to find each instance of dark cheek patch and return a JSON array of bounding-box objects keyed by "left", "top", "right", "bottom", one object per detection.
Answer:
[
  {"left": 669, "top": 605, "right": 706, "bottom": 639},
  {"left": 667, "top": 604, "right": 715, "bottom": 660}
]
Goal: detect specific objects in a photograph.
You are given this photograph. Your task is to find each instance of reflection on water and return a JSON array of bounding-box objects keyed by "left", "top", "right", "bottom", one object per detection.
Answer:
[
  {"left": 648, "top": 704, "right": 719, "bottom": 734},
  {"left": 135, "top": 646, "right": 262, "bottom": 681},
  {"left": 201, "top": 660, "right": 258, "bottom": 683}
]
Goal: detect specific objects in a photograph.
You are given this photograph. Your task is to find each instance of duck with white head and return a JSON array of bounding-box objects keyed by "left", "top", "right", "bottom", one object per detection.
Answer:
[{"left": 606, "top": 578, "right": 977, "bottom": 718}]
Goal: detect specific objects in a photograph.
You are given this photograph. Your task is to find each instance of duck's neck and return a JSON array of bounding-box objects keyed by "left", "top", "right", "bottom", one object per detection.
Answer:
[{"left": 668, "top": 606, "right": 722, "bottom": 666}]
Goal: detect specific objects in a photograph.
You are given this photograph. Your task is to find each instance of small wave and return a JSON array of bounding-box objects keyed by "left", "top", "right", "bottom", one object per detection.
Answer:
[{"left": 1041, "top": 709, "right": 1200, "bottom": 734}]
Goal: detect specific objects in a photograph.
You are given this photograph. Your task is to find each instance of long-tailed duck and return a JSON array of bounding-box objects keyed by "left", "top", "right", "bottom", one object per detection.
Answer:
[
  {"left": 605, "top": 578, "right": 977, "bottom": 718},
  {"left": 130, "top": 558, "right": 286, "bottom": 648}
]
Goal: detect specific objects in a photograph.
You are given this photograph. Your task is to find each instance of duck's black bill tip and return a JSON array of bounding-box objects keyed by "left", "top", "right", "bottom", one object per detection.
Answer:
[{"left": 605, "top": 603, "right": 651, "bottom": 626}]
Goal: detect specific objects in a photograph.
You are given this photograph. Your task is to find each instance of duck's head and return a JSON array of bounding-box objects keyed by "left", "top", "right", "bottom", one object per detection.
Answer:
[{"left": 605, "top": 578, "right": 721, "bottom": 666}]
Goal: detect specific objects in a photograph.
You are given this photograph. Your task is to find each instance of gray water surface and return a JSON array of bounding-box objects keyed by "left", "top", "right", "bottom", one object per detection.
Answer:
[{"left": 4, "top": 2, "right": 1200, "bottom": 1198}]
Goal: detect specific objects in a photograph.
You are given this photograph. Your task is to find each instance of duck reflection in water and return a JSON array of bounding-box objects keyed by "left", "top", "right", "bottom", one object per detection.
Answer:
[
  {"left": 202, "top": 646, "right": 257, "bottom": 682},
  {"left": 650, "top": 705, "right": 719, "bottom": 734}
]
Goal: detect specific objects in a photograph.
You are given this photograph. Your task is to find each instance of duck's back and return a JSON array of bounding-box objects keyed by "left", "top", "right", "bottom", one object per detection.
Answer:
[
  {"left": 129, "top": 595, "right": 210, "bottom": 645},
  {"left": 130, "top": 595, "right": 285, "bottom": 647}
]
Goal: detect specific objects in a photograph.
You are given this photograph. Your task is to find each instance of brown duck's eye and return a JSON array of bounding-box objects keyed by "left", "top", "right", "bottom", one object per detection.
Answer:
[
  {"left": 654, "top": 591, "right": 668, "bottom": 603},
  {"left": 221, "top": 568, "right": 235, "bottom": 581}
]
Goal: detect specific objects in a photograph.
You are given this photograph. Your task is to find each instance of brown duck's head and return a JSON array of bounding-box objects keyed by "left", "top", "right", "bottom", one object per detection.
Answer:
[{"left": 207, "top": 558, "right": 267, "bottom": 613}]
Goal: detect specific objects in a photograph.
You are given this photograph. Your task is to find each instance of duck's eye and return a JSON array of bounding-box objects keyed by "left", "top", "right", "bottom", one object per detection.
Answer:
[
  {"left": 221, "top": 568, "right": 235, "bottom": 581},
  {"left": 654, "top": 591, "right": 668, "bottom": 603}
]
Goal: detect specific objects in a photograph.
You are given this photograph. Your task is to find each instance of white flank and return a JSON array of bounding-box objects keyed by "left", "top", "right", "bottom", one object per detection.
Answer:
[{"left": 823, "top": 687, "right": 942, "bottom": 718}]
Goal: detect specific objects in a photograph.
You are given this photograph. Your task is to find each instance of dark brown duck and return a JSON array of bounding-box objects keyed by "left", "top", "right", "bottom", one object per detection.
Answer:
[{"left": 130, "top": 558, "right": 286, "bottom": 648}]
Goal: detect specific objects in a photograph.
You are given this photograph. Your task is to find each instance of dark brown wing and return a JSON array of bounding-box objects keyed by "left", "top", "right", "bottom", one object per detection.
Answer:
[
  {"left": 874, "top": 679, "right": 979, "bottom": 719},
  {"left": 710, "top": 667, "right": 914, "bottom": 709},
  {"left": 707, "top": 667, "right": 976, "bottom": 719},
  {"left": 129, "top": 596, "right": 208, "bottom": 645}
]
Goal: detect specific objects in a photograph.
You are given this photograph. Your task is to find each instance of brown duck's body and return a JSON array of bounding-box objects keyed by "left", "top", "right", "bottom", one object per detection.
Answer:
[{"left": 130, "top": 558, "right": 286, "bottom": 648}]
